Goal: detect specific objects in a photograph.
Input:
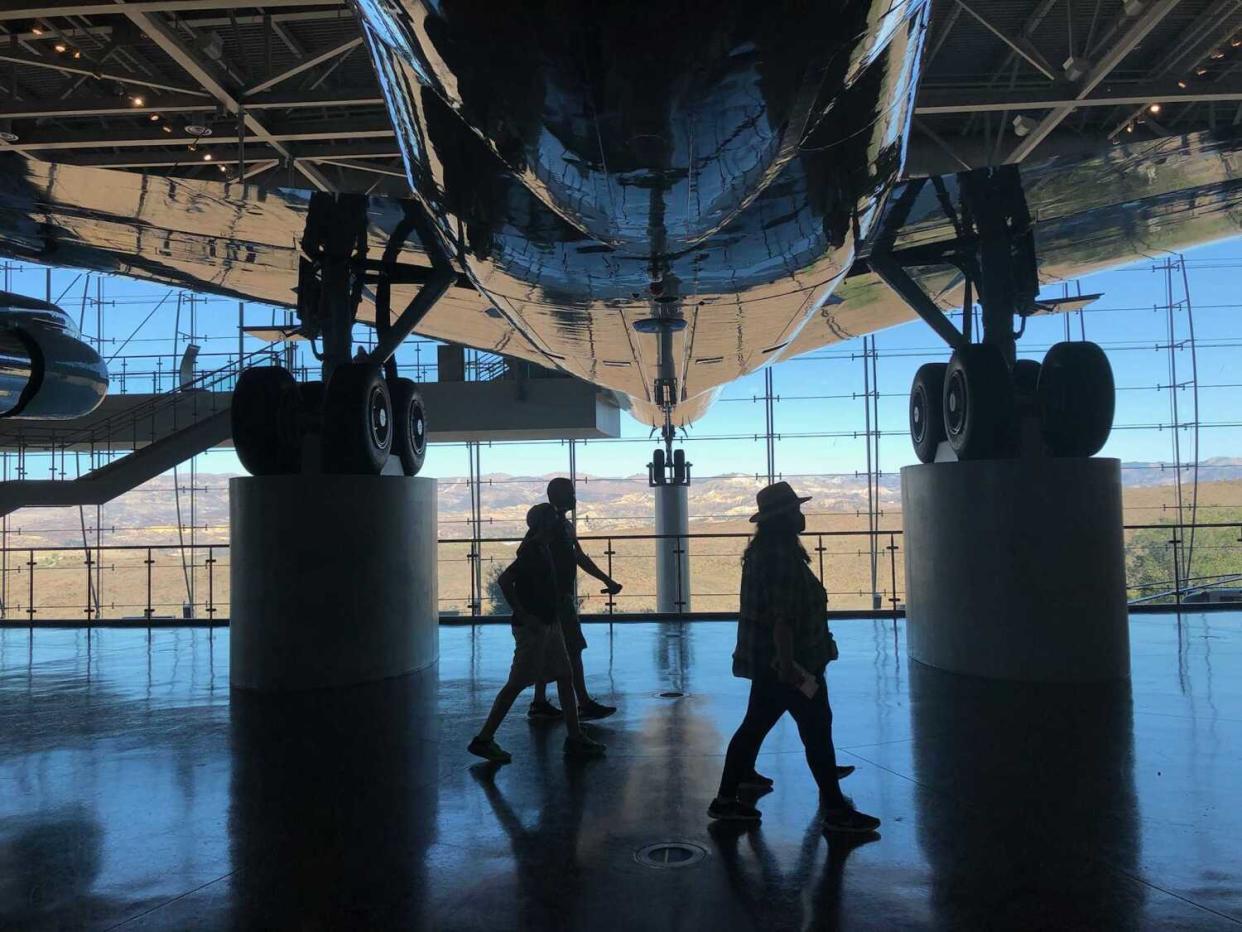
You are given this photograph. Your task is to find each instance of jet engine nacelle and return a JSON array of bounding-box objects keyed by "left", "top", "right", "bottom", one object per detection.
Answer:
[{"left": 0, "top": 292, "right": 108, "bottom": 420}]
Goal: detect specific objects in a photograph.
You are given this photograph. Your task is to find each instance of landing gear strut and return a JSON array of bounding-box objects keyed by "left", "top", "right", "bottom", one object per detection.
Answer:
[
  {"left": 870, "top": 166, "right": 1115, "bottom": 462},
  {"left": 231, "top": 194, "right": 454, "bottom": 476}
]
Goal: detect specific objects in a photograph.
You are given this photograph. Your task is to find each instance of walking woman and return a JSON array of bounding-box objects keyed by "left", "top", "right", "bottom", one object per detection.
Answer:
[{"left": 709, "top": 482, "right": 880, "bottom": 833}]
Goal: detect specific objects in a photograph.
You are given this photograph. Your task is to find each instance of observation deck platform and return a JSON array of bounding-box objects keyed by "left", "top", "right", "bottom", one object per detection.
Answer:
[{"left": 0, "top": 613, "right": 1237, "bottom": 929}]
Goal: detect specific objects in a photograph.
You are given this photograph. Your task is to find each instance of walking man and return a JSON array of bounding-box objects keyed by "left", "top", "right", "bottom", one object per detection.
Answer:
[{"left": 529, "top": 477, "right": 623, "bottom": 721}]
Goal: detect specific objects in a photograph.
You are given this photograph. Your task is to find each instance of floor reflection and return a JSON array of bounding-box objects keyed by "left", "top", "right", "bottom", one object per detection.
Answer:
[
  {"left": 910, "top": 661, "right": 1140, "bottom": 928},
  {"left": 229, "top": 671, "right": 440, "bottom": 928}
]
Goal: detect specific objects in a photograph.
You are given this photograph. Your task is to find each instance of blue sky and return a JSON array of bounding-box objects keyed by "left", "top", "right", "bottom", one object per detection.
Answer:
[{"left": 4, "top": 237, "right": 1240, "bottom": 482}]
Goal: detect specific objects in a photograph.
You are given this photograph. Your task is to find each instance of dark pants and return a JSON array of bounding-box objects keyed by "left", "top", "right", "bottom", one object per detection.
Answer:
[{"left": 718, "top": 674, "right": 846, "bottom": 807}]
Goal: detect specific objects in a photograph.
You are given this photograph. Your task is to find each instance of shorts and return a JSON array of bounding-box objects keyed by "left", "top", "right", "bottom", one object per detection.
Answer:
[
  {"left": 558, "top": 600, "right": 587, "bottom": 652},
  {"left": 509, "top": 621, "right": 572, "bottom": 688}
]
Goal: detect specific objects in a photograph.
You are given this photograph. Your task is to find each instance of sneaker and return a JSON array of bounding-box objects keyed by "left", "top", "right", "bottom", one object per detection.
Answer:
[
  {"left": 822, "top": 805, "right": 881, "bottom": 834},
  {"left": 708, "top": 797, "right": 762, "bottom": 822},
  {"left": 578, "top": 699, "right": 617, "bottom": 721},
  {"left": 527, "top": 700, "right": 564, "bottom": 720},
  {"left": 563, "top": 733, "right": 606, "bottom": 758},
  {"left": 467, "top": 736, "right": 512, "bottom": 764}
]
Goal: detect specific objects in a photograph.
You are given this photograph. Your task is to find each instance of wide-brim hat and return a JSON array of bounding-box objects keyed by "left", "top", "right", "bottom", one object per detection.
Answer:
[{"left": 749, "top": 481, "right": 812, "bottom": 523}]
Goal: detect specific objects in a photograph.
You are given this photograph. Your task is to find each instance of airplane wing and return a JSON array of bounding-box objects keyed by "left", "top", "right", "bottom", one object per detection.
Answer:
[{"left": 3, "top": 127, "right": 1242, "bottom": 425}]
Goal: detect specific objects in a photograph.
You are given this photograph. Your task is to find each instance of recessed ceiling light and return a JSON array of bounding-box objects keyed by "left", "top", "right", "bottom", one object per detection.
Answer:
[
  {"left": 0, "top": 128, "right": 18, "bottom": 144},
  {"left": 184, "top": 123, "right": 212, "bottom": 138}
]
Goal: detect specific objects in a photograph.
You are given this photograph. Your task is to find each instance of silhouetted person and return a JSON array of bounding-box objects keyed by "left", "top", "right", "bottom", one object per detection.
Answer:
[
  {"left": 529, "top": 477, "right": 623, "bottom": 721},
  {"left": 709, "top": 482, "right": 880, "bottom": 833},
  {"left": 469, "top": 503, "right": 605, "bottom": 763}
]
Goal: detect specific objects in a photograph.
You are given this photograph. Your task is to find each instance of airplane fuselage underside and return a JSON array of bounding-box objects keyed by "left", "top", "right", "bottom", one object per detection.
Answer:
[{"left": 351, "top": 0, "right": 930, "bottom": 426}]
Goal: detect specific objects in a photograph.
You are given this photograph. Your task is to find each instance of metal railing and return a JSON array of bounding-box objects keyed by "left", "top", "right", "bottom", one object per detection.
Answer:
[{"left": 0, "top": 522, "right": 1237, "bottom": 625}]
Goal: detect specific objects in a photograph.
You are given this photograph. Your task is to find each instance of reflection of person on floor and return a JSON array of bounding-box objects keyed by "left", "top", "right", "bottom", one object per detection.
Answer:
[
  {"left": 709, "top": 818, "right": 878, "bottom": 930},
  {"left": 471, "top": 757, "right": 591, "bottom": 930},
  {"left": 709, "top": 482, "right": 881, "bottom": 834},
  {"left": 468, "top": 503, "right": 606, "bottom": 763},
  {"left": 530, "top": 477, "right": 623, "bottom": 723}
]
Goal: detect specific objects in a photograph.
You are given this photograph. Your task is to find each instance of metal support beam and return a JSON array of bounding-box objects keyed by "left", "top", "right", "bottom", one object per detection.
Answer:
[
  {"left": 1007, "top": 0, "right": 1180, "bottom": 163},
  {"left": 0, "top": 87, "right": 383, "bottom": 119},
  {"left": 52, "top": 142, "right": 400, "bottom": 167},
  {"left": 952, "top": 0, "right": 1059, "bottom": 81},
  {"left": 244, "top": 36, "right": 362, "bottom": 96},
  {"left": 118, "top": 5, "right": 336, "bottom": 191},
  {"left": 0, "top": 0, "right": 344, "bottom": 19},
  {"left": 0, "top": 49, "right": 211, "bottom": 95},
  {"left": 8, "top": 122, "right": 393, "bottom": 151},
  {"left": 917, "top": 81, "right": 1242, "bottom": 115}
]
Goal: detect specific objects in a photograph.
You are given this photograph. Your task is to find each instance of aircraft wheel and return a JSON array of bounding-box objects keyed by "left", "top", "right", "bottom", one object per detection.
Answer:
[
  {"left": 232, "top": 366, "right": 301, "bottom": 475},
  {"left": 391, "top": 377, "right": 428, "bottom": 476},
  {"left": 943, "top": 344, "right": 1013, "bottom": 460},
  {"left": 322, "top": 363, "right": 392, "bottom": 474},
  {"left": 909, "top": 362, "right": 947, "bottom": 463},
  {"left": 1038, "top": 342, "right": 1114, "bottom": 457}
]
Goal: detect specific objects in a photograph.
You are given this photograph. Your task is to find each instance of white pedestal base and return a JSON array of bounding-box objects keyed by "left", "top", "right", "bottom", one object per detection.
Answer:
[
  {"left": 229, "top": 475, "right": 438, "bottom": 691},
  {"left": 654, "top": 483, "right": 691, "bottom": 613},
  {"left": 902, "top": 458, "right": 1129, "bottom": 683}
]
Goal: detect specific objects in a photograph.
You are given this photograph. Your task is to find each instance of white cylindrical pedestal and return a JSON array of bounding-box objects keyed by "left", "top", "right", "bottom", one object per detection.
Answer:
[
  {"left": 655, "top": 483, "right": 691, "bottom": 613},
  {"left": 230, "top": 475, "right": 438, "bottom": 691},
  {"left": 902, "top": 458, "right": 1128, "bottom": 683}
]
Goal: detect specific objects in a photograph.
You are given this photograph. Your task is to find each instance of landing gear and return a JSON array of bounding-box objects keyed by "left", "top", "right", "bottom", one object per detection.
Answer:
[
  {"left": 873, "top": 165, "right": 1116, "bottom": 463},
  {"left": 230, "top": 194, "right": 455, "bottom": 477}
]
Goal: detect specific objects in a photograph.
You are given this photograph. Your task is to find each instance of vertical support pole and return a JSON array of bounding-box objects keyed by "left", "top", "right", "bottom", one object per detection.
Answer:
[
  {"left": 145, "top": 546, "right": 154, "bottom": 624},
  {"left": 654, "top": 483, "right": 690, "bottom": 613},
  {"left": 763, "top": 367, "right": 776, "bottom": 486},
  {"left": 27, "top": 548, "right": 35, "bottom": 623},
  {"left": 605, "top": 535, "right": 616, "bottom": 621},
  {"left": 238, "top": 301, "right": 245, "bottom": 373}
]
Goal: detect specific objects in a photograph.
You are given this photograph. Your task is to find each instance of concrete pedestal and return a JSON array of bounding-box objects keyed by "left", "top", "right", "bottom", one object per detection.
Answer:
[
  {"left": 229, "top": 475, "right": 438, "bottom": 691},
  {"left": 902, "top": 458, "right": 1128, "bottom": 683},
  {"left": 654, "top": 483, "right": 691, "bottom": 613}
]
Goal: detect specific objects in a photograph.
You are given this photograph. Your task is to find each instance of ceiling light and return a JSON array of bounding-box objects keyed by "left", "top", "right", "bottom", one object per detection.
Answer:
[
  {"left": 202, "top": 152, "right": 213, "bottom": 161},
  {"left": 162, "top": 124, "right": 173, "bottom": 133},
  {"left": 1197, "top": 67, "right": 1210, "bottom": 76},
  {"left": 1210, "top": 49, "right": 1226, "bottom": 60},
  {"left": 218, "top": 164, "right": 227, "bottom": 173},
  {"left": 184, "top": 123, "right": 212, "bottom": 138},
  {"left": 71, "top": 49, "right": 81, "bottom": 59},
  {"left": 30, "top": 23, "right": 45, "bottom": 36},
  {"left": 130, "top": 95, "right": 145, "bottom": 108},
  {"left": 1149, "top": 103, "right": 1162, "bottom": 114},
  {"left": 1177, "top": 80, "right": 1188, "bottom": 89},
  {"left": 1062, "top": 55, "right": 1090, "bottom": 82},
  {"left": 53, "top": 42, "right": 67, "bottom": 53},
  {"left": 1233, "top": 38, "right": 1242, "bottom": 48},
  {"left": 0, "top": 120, "right": 18, "bottom": 144},
  {"left": 149, "top": 113, "right": 160, "bottom": 122},
  {"left": 1125, "top": 123, "right": 1135, "bottom": 133},
  {"left": 1011, "top": 115, "right": 1038, "bottom": 137}
]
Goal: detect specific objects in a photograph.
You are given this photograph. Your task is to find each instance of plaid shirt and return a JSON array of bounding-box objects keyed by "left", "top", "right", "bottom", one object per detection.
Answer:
[{"left": 732, "top": 540, "right": 833, "bottom": 679}]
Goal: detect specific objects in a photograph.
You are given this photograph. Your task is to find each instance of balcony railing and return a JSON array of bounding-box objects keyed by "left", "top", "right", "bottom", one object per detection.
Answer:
[{"left": 0, "top": 523, "right": 1237, "bottom": 626}]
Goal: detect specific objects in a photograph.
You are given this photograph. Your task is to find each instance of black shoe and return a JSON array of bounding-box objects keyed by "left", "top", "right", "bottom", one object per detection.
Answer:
[
  {"left": 822, "top": 805, "right": 881, "bottom": 834},
  {"left": 527, "top": 700, "right": 563, "bottom": 721},
  {"left": 467, "top": 736, "right": 512, "bottom": 764},
  {"left": 708, "top": 797, "right": 762, "bottom": 822},
  {"left": 578, "top": 699, "right": 617, "bottom": 721}
]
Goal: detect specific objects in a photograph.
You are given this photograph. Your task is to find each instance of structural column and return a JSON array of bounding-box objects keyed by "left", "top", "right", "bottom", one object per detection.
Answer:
[
  {"left": 654, "top": 482, "right": 691, "bottom": 613},
  {"left": 230, "top": 475, "right": 438, "bottom": 691},
  {"left": 902, "top": 457, "right": 1129, "bottom": 683}
]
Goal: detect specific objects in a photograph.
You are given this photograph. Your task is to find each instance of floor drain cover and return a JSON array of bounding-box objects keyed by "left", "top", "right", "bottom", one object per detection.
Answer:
[
  {"left": 634, "top": 842, "right": 707, "bottom": 869},
  {"left": 658, "top": 691, "right": 685, "bottom": 699}
]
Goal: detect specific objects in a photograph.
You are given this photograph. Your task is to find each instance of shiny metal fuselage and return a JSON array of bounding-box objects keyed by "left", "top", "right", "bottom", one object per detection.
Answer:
[
  {"left": 0, "top": 292, "right": 108, "bottom": 420},
  {"left": 353, "top": 0, "right": 930, "bottom": 425}
]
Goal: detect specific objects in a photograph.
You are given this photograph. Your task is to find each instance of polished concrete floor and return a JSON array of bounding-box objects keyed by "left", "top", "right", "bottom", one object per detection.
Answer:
[{"left": 0, "top": 613, "right": 1238, "bottom": 930}]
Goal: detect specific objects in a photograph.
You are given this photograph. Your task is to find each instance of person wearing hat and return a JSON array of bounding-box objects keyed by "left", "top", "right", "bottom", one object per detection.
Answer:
[
  {"left": 528, "top": 477, "right": 624, "bottom": 722},
  {"left": 708, "top": 482, "right": 880, "bottom": 834},
  {"left": 468, "top": 502, "right": 606, "bottom": 763}
]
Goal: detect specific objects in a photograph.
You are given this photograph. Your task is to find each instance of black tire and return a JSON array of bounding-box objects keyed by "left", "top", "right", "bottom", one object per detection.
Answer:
[
  {"left": 672, "top": 447, "right": 687, "bottom": 484},
  {"left": 909, "top": 362, "right": 948, "bottom": 463},
  {"left": 652, "top": 448, "right": 666, "bottom": 485},
  {"left": 231, "top": 366, "right": 300, "bottom": 475},
  {"left": 943, "top": 344, "right": 1014, "bottom": 460},
  {"left": 322, "top": 363, "right": 392, "bottom": 474},
  {"left": 1038, "top": 341, "right": 1115, "bottom": 457},
  {"left": 391, "top": 377, "right": 428, "bottom": 477}
]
